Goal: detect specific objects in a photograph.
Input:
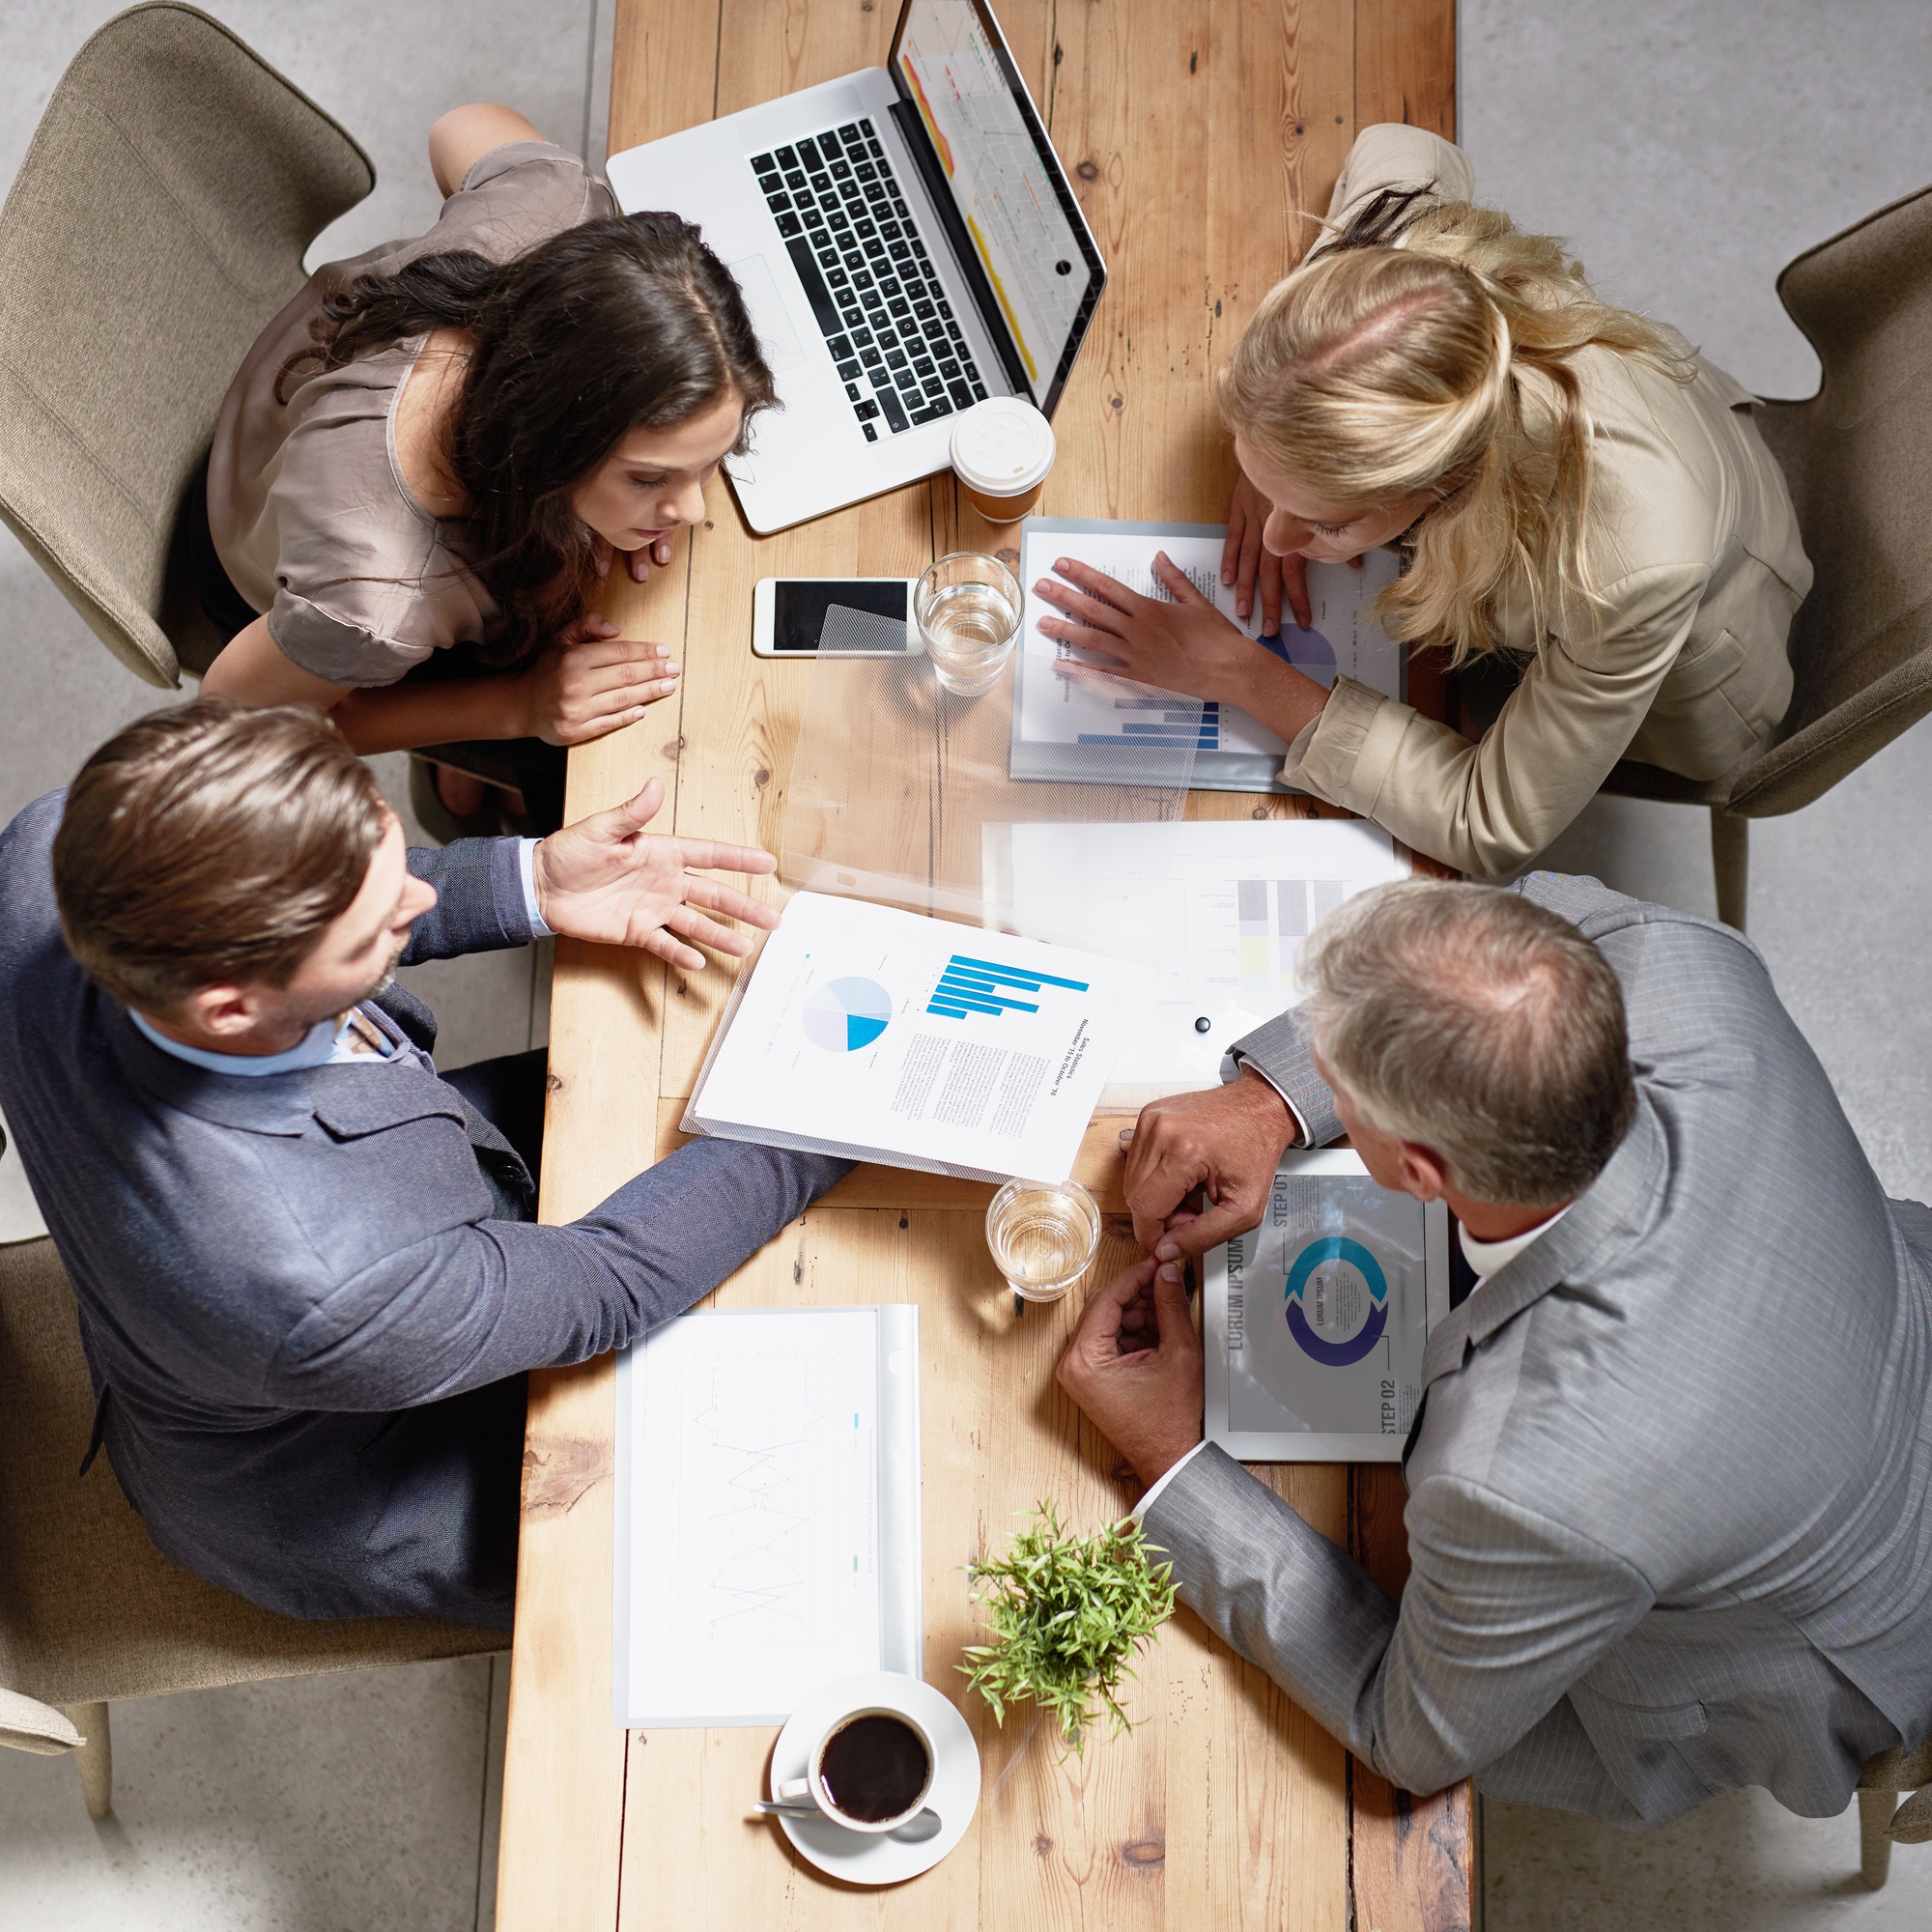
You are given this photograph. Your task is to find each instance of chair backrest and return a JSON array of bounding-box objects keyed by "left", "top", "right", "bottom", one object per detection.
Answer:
[
  {"left": 0, "top": 2, "right": 373, "bottom": 689},
  {"left": 1729, "top": 184, "right": 1932, "bottom": 816},
  {"left": 0, "top": 1234, "right": 501, "bottom": 1707}
]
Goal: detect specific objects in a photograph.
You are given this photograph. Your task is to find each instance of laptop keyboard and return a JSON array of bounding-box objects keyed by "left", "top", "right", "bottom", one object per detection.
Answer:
[{"left": 751, "top": 119, "right": 990, "bottom": 442}]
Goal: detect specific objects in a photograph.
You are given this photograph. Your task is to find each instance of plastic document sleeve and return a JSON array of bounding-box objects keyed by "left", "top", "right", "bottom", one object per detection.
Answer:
[
  {"left": 1204, "top": 1150, "right": 1449, "bottom": 1463},
  {"left": 612, "top": 1305, "right": 923, "bottom": 1726}
]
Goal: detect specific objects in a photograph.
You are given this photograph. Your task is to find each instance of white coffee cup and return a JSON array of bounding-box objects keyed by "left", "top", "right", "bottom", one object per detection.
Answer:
[
  {"left": 776, "top": 1689, "right": 937, "bottom": 1834},
  {"left": 950, "top": 397, "right": 1056, "bottom": 524}
]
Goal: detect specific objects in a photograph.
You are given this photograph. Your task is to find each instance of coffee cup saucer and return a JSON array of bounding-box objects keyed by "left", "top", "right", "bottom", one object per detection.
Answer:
[{"left": 767, "top": 1670, "right": 980, "bottom": 1886}]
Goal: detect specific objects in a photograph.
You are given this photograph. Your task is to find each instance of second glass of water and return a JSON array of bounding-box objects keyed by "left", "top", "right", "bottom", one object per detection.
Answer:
[
  {"left": 916, "top": 551, "right": 1023, "bottom": 696},
  {"left": 986, "top": 1177, "right": 1101, "bottom": 1303}
]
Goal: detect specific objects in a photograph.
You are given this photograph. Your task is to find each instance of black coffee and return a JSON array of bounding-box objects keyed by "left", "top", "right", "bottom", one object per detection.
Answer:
[{"left": 816, "top": 1713, "right": 930, "bottom": 1824}]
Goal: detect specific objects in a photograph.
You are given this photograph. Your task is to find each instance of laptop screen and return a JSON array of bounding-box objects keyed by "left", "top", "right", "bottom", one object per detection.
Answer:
[{"left": 891, "top": 0, "right": 1104, "bottom": 412}]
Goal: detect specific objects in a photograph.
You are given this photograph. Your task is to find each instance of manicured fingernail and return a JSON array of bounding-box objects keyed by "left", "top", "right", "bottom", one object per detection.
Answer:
[
  {"left": 1158, "top": 1263, "right": 1182, "bottom": 1283},
  {"left": 667, "top": 660, "right": 682, "bottom": 673},
  {"left": 1237, "top": 603, "right": 1249, "bottom": 618},
  {"left": 1155, "top": 1241, "right": 1179, "bottom": 1262},
  {"left": 1222, "top": 568, "right": 1234, "bottom": 582},
  {"left": 1056, "top": 557, "right": 1071, "bottom": 571},
  {"left": 1034, "top": 580, "right": 1051, "bottom": 594}
]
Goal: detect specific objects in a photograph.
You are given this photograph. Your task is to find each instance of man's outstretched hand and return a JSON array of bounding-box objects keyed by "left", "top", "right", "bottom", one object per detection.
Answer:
[
  {"left": 1056, "top": 1259, "right": 1205, "bottom": 1489},
  {"left": 530, "top": 778, "right": 780, "bottom": 970},
  {"left": 1124, "top": 1065, "right": 1298, "bottom": 1260}
]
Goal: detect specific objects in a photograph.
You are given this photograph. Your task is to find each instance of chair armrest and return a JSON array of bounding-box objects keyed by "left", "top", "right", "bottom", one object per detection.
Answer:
[{"left": 0, "top": 1685, "right": 83, "bottom": 1755}]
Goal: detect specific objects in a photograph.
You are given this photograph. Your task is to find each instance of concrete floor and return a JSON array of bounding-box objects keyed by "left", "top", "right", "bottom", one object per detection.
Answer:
[{"left": 1, "top": 0, "right": 1930, "bottom": 1924}]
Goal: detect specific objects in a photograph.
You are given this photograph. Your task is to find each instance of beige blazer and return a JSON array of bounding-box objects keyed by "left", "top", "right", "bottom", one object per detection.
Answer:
[{"left": 1277, "top": 126, "right": 1812, "bottom": 875}]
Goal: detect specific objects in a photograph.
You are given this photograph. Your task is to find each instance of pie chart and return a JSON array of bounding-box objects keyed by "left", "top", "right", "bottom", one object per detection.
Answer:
[{"left": 802, "top": 977, "right": 894, "bottom": 1052}]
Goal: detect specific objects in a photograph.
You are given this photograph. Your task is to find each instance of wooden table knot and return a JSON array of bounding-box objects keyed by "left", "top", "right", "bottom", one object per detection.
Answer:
[
  {"left": 1121, "top": 1837, "right": 1166, "bottom": 1868},
  {"left": 521, "top": 1436, "right": 612, "bottom": 1518}
]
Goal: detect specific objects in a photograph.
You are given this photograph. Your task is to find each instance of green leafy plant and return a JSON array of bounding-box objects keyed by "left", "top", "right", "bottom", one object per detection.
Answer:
[{"left": 958, "top": 1504, "right": 1177, "bottom": 1753}]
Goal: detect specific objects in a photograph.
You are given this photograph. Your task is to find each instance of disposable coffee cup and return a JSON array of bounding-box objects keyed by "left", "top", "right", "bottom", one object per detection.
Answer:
[
  {"left": 777, "top": 1699, "right": 936, "bottom": 1834},
  {"left": 950, "top": 398, "right": 1055, "bottom": 524}
]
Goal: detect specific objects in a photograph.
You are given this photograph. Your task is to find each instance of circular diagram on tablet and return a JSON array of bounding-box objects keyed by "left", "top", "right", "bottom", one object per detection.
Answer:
[
  {"left": 802, "top": 977, "right": 894, "bottom": 1053},
  {"left": 1284, "top": 1236, "right": 1388, "bottom": 1365}
]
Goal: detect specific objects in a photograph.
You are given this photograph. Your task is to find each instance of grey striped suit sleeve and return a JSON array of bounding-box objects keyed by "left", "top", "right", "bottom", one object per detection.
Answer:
[
  {"left": 1228, "top": 1007, "right": 1345, "bottom": 1147},
  {"left": 1143, "top": 1444, "right": 1654, "bottom": 1792}
]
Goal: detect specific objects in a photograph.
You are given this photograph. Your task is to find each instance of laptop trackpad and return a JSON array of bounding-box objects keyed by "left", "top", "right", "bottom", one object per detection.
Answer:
[{"left": 728, "top": 253, "right": 806, "bottom": 375}]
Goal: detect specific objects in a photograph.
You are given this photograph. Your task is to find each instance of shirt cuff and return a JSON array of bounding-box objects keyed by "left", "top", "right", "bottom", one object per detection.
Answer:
[
  {"left": 519, "top": 838, "right": 554, "bottom": 938},
  {"left": 1132, "top": 1439, "right": 1211, "bottom": 1524},
  {"left": 1222, "top": 1051, "right": 1313, "bottom": 1148}
]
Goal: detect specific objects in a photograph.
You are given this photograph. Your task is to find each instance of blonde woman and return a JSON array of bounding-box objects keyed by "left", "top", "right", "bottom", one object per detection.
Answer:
[{"left": 1032, "top": 126, "right": 1811, "bottom": 875}]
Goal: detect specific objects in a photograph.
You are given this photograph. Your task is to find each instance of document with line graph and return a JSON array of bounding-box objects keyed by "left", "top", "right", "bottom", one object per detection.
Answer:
[
  {"left": 1013, "top": 516, "right": 1405, "bottom": 791},
  {"left": 612, "top": 1305, "right": 922, "bottom": 1726},
  {"left": 684, "top": 891, "right": 1152, "bottom": 1183}
]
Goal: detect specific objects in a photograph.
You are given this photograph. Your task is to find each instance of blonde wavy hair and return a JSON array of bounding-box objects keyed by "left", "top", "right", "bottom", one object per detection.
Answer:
[{"left": 1222, "top": 188, "right": 1693, "bottom": 663}]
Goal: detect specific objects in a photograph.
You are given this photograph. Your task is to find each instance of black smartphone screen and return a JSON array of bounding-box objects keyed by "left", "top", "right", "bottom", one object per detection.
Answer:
[{"left": 771, "top": 580, "right": 911, "bottom": 653}]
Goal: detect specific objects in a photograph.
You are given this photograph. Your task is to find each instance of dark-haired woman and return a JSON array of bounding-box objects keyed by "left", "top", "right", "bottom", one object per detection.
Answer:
[{"left": 198, "top": 104, "right": 774, "bottom": 831}]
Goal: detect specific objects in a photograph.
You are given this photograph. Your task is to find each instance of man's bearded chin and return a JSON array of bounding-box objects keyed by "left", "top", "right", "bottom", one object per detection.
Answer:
[{"left": 347, "top": 937, "right": 411, "bottom": 1011}]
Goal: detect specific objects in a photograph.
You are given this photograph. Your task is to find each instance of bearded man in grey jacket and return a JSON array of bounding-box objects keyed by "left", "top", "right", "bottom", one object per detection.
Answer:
[
  {"left": 0, "top": 701, "right": 848, "bottom": 1631},
  {"left": 1057, "top": 874, "right": 1932, "bottom": 1826}
]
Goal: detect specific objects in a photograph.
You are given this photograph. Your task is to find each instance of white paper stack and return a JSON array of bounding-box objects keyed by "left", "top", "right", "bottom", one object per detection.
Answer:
[
  {"left": 686, "top": 892, "right": 1153, "bottom": 1183},
  {"left": 613, "top": 1305, "right": 921, "bottom": 1727}
]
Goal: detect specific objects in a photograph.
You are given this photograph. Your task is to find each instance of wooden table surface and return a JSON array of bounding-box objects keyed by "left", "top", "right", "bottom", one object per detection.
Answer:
[{"left": 496, "top": 3, "right": 1466, "bottom": 1928}]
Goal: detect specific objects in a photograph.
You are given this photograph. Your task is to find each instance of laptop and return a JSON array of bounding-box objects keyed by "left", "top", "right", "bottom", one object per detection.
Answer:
[{"left": 603, "top": 0, "right": 1106, "bottom": 534}]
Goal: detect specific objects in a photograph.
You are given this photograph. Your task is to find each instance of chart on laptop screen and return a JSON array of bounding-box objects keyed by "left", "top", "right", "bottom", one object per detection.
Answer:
[{"left": 896, "top": 0, "right": 1085, "bottom": 398}]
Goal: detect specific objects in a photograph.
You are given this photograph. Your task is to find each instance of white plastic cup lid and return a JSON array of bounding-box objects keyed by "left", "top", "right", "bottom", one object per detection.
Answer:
[{"left": 950, "top": 398, "right": 1056, "bottom": 497}]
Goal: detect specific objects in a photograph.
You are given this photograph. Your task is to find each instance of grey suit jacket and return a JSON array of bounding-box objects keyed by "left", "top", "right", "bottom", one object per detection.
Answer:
[
  {"left": 1144, "top": 872, "right": 1932, "bottom": 1824},
  {"left": 0, "top": 792, "right": 849, "bottom": 1630}
]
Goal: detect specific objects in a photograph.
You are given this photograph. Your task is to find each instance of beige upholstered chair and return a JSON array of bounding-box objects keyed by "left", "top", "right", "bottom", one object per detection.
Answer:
[
  {"left": 0, "top": 1, "right": 373, "bottom": 689},
  {"left": 0, "top": 1235, "right": 503, "bottom": 1820},
  {"left": 1858, "top": 1737, "right": 1932, "bottom": 1889},
  {"left": 1601, "top": 183, "right": 1932, "bottom": 930}
]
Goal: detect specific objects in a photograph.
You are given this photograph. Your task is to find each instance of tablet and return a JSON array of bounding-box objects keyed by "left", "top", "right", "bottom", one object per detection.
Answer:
[{"left": 1204, "top": 1149, "right": 1451, "bottom": 1463}]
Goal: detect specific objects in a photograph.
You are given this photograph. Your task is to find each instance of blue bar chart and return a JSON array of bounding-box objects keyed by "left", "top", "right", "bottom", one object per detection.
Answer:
[{"left": 926, "top": 952, "right": 1091, "bottom": 1020}]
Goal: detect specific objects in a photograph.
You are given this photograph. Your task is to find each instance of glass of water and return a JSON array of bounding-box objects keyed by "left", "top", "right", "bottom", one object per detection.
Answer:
[
  {"left": 985, "top": 1177, "right": 1101, "bottom": 1303},
  {"left": 916, "top": 551, "right": 1023, "bottom": 696}
]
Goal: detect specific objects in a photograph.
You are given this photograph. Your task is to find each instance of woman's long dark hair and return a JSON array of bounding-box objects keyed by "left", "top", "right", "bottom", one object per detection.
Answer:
[{"left": 277, "top": 213, "right": 777, "bottom": 666}]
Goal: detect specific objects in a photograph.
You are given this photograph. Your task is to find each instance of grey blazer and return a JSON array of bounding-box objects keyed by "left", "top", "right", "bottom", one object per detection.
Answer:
[
  {"left": 0, "top": 792, "right": 848, "bottom": 1630},
  {"left": 1145, "top": 872, "right": 1932, "bottom": 1825}
]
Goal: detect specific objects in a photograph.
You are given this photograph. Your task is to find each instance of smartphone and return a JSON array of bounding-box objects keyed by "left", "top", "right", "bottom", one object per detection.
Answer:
[{"left": 751, "top": 578, "right": 916, "bottom": 658}]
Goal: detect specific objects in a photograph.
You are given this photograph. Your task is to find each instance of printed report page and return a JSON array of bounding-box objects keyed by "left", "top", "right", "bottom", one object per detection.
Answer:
[{"left": 693, "top": 892, "right": 1152, "bottom": 1183}]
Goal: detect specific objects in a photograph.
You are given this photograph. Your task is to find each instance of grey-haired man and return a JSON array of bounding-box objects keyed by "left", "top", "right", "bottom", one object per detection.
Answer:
[{"left": 1058, "top": 873, "right": 1932, "bottom": 1827}]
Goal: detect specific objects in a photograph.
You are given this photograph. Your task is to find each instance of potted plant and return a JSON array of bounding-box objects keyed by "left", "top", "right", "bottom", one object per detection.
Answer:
[{"left": 959, "top": 1504, "right": 1177, "bottom": 1753}]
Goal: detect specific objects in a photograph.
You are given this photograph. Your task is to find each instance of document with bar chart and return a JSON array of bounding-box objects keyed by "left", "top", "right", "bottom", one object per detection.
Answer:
[
  {"left": 684, "top": 892, "right": 1153, "bottom": 1183},
  {"left": 988, "top": 818, "right": 1410, "bottom": 1106},
  {"left": 1012, "top": 517, "right": 1404, "bottom": 791}
]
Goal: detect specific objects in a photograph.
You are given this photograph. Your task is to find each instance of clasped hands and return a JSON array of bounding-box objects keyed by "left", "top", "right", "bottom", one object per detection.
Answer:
[
  {"left": 1055, "top": 1068, "right": 1298, "bottom": 1492},
  {"left": 529, "top": 777, "right": 777, "bottom": 972}
]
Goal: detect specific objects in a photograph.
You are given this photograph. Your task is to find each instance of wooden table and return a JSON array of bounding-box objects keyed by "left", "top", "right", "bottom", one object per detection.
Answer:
[{"left": 497, "top": 3, "right": 1467, "bottom": 1928}]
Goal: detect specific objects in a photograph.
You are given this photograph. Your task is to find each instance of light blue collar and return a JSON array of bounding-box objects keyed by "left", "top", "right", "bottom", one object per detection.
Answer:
[{"left": 129, "top": 1009, "right": 348, "bottom": 1076}]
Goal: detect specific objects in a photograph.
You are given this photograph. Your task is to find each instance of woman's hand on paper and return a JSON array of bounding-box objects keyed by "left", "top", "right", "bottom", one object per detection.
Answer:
[
  {"left": 1056, "top": 1259, "right": 1204, "bottom": 1489},
  {"left": 515, "top": 613, "right": 682, "bottom": 746},
  {"left": 530, "top": 776, "right": 779, "bottom": 970},
  {"left": 1124, "top": 1067, "right": 1297, "bottom": 1259},
  {"left": 1223, "top": 470, "right": 1312, "bottom": 633},
  {"left": 1034, "top": 555, "right": 1331, "bottom": 745}
]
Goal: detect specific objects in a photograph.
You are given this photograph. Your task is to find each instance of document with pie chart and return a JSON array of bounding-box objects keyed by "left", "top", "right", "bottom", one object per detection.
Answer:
[
  {"left": 1204, "top": 1150, "right": 1452, "bottom": 1462},
  {"left": 686, "top": 891, "right": 1153, "bottom": 1183}
]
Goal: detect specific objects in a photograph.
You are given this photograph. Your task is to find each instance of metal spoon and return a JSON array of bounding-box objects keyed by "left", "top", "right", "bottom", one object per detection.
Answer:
[{"left": 754, "top": 1799, "right": 943, "bottom": 1843}]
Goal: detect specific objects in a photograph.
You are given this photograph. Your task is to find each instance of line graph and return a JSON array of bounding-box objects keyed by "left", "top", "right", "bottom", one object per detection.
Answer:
[{"left": 690, "top": 1366, "right": 827, "bottom": 1639}]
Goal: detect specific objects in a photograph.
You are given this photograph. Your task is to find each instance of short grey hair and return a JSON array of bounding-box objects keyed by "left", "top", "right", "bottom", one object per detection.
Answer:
[{"left": 1300, "top": 880, "right": 1635, "bottom": 1207}]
